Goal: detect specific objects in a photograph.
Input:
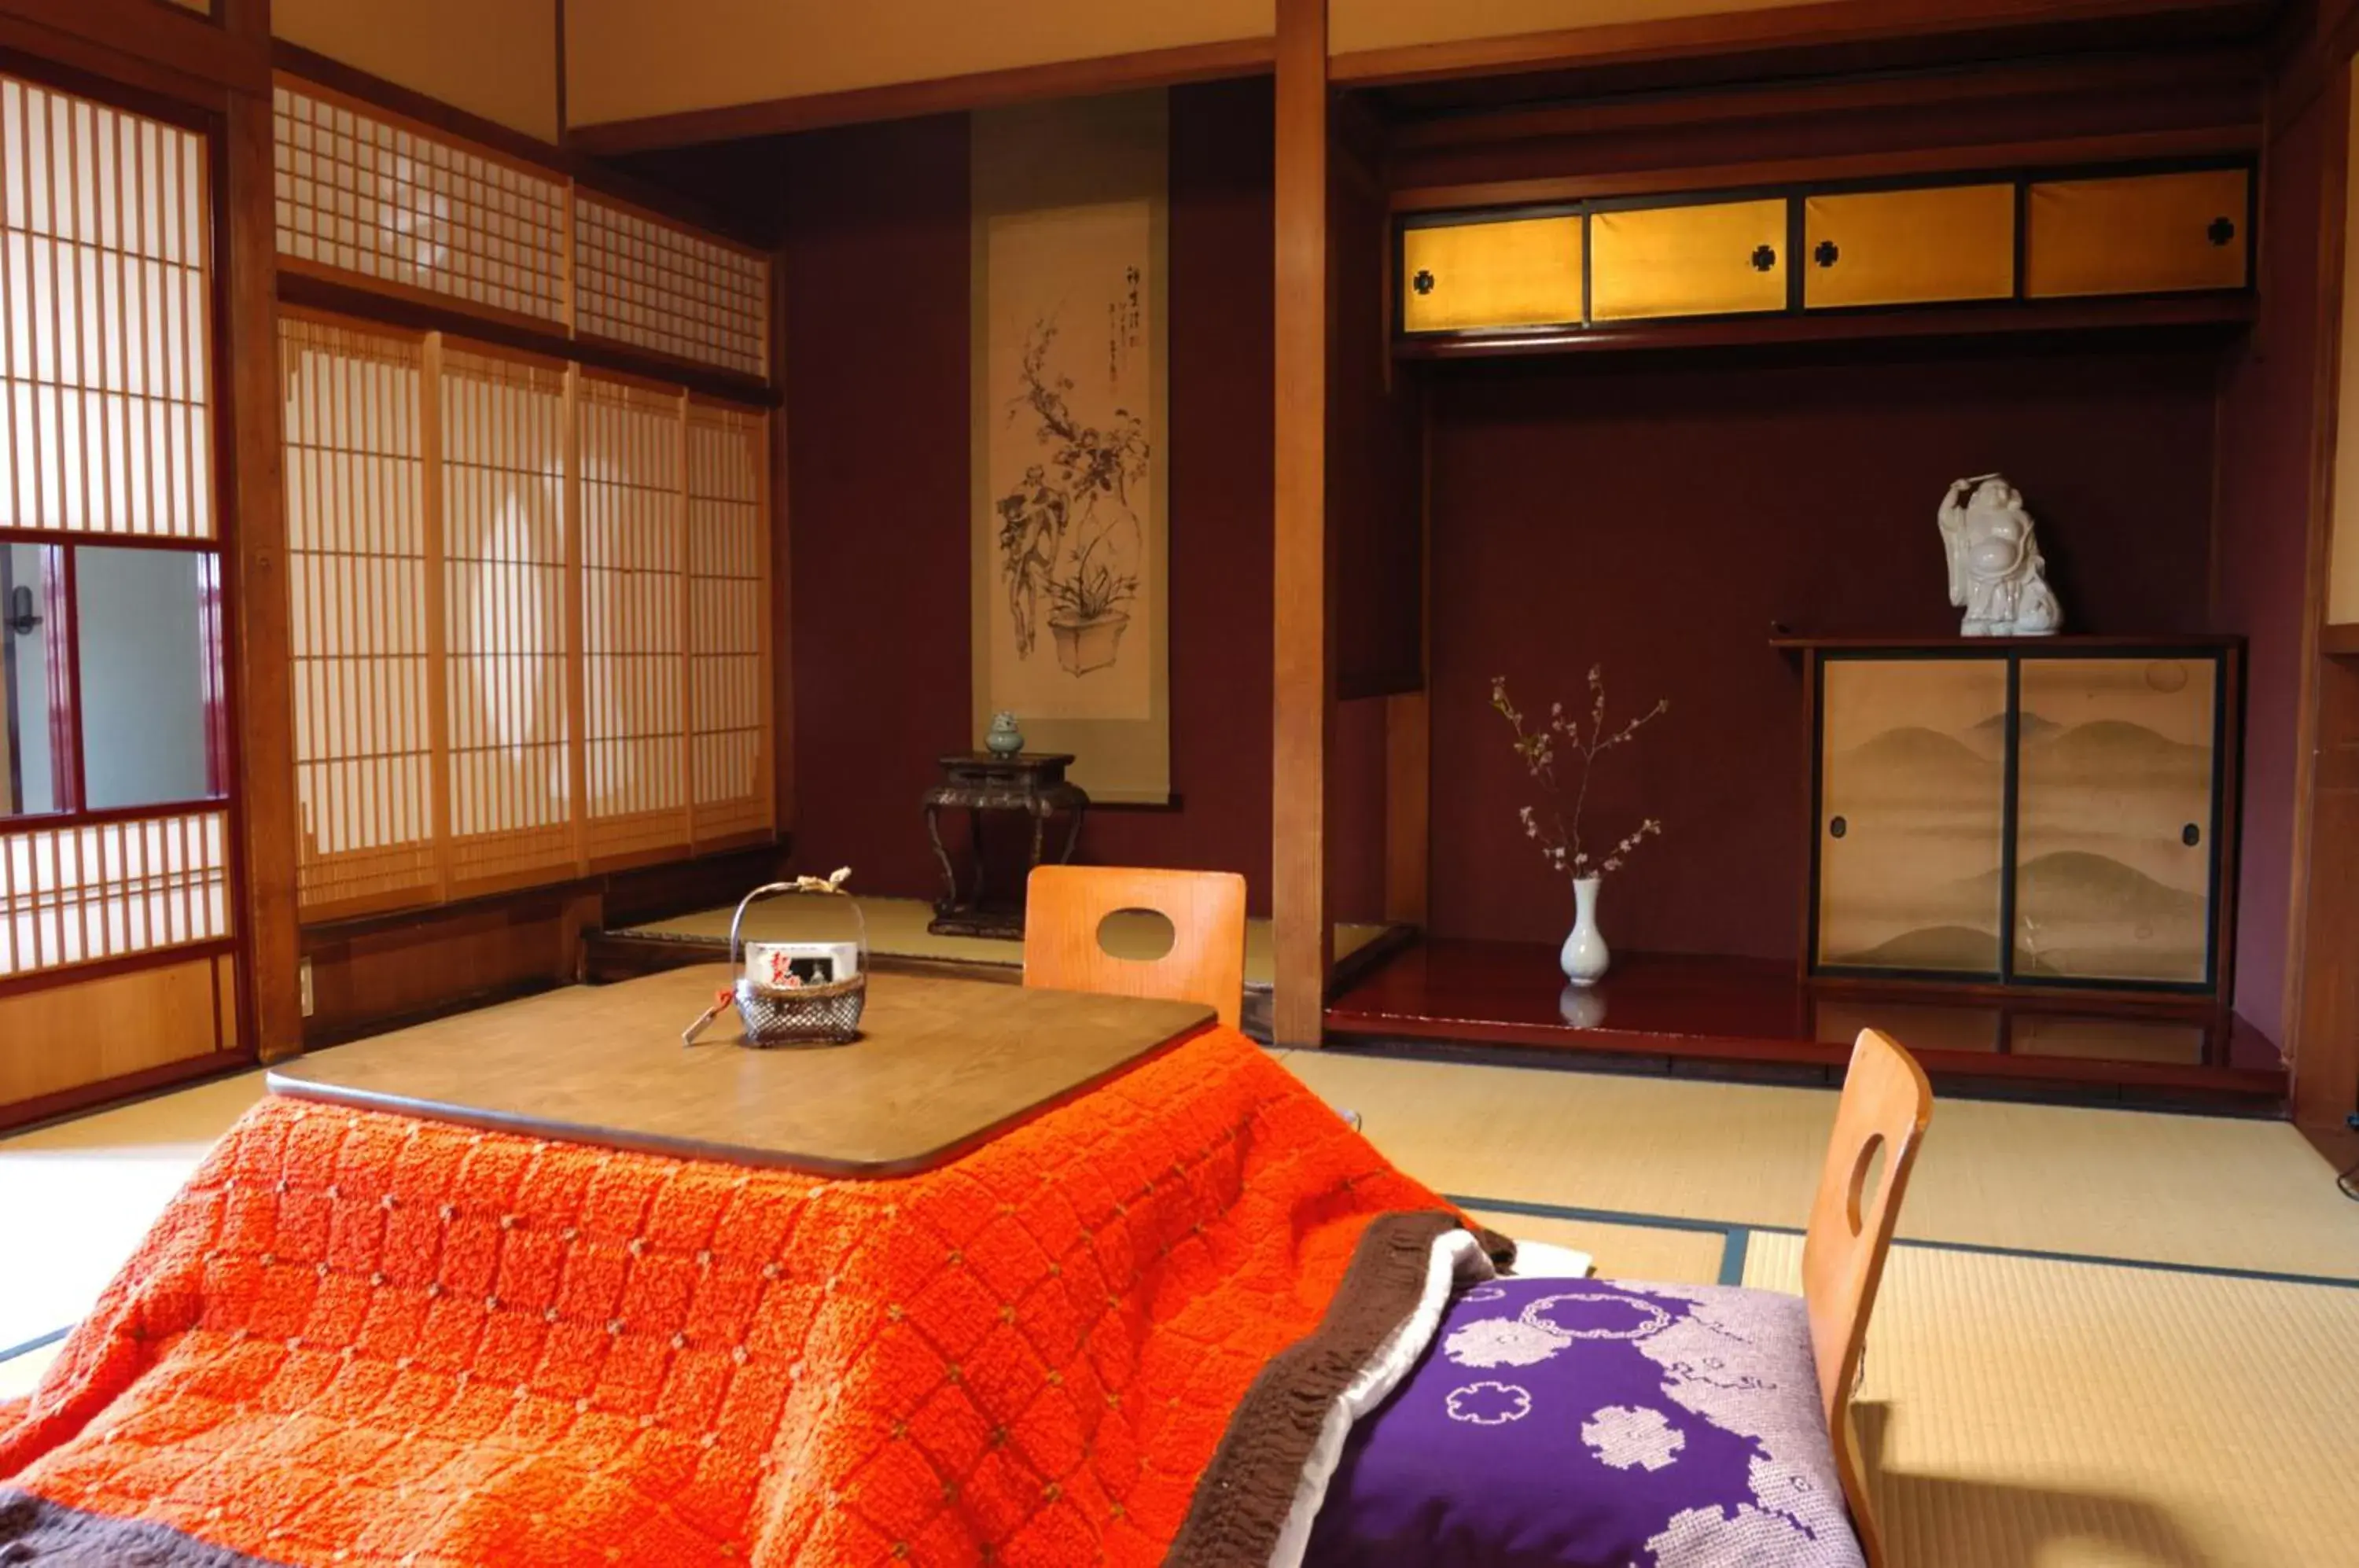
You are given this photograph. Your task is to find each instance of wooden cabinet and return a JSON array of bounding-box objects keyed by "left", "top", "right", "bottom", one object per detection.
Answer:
[
  {"left": 1802, "top": 185, "right": 2016, "bottom": 309},
  {"left": 2024, "top": 168, "right": 2250, "bottom": 299},
  {"left": 1589, "top": 197, "right": 1787, "bottom": 322},
  {"left": 1397, "top": 159, "right": 2255, "bottom": 348},
  {"left": 1400, "top": 213, "right": 1582, "bottom": 334},
  {"left": 1805, "top": 641, "right": 2236, "bottom": 996}
]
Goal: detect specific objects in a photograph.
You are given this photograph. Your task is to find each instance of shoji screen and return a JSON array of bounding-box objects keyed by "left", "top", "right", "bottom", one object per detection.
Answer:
[
  {"left": 440, "top": 344, "right": 574, "bottom": 894},
  {"left": 274, "top": 83, "right": 567, "bottom": 327},
  {"left": 1, "top": 811, "right": 228, "bottom": 973},
  {"left": 687, "top": 401, "right": 771, "bottom": 845},
  {"left": 2, "top": 72, "right": 230, "bottom": 992},
  {"left": 578, "top": 374, "right": 690, "bottom": 867},
  {"left": 280, "top": 316, "right": 437, "bottom": 917},
  {"left": 575, "top": 196, "right": 769, "bottom": 377},
  {"left": 2, "top": 74, "right": 212, "bottom": 539}
]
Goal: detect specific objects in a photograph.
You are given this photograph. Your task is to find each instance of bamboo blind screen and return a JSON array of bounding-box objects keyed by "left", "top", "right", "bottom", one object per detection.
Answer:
[
  {"left": 575, "top": 196, "right": 769, "bottom": 377},
  {"left": 273, "top": 83, "right": 568, "bottom": 327},
  {"left": 2, "top": 74, "right": 212, "bottom": 539},
  {"left": 687, "top": 401, "right": 771, "bottom": 843},
  {"left": 1, "top": 808, "right": 229, "bottom": 975},
  {"left": 580, "top": 374, "right": 689, "bottom": 865},
  {"left": 281, "top": 315, "right": 437, "bottom": 916}
]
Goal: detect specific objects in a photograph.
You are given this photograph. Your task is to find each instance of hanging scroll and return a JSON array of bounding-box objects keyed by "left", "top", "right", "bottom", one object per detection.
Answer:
[{"left": 970, "top": 93, "right": 1169, "bottom": 804}]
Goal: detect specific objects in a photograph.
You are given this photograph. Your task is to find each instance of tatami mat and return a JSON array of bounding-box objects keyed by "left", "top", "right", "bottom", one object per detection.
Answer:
[
  {"left": 1745, "top": 1230, "right": 2359, "bottom": 1567},
  {"left": 0, "top": 1069, "right": 267, "bottom": 1354},
  {"left": 1283, "top": 1049, "right": 2359, "bottom": 1279},
  {"left": 615, "top": 896, "right": 1390, "bottom": 988}
]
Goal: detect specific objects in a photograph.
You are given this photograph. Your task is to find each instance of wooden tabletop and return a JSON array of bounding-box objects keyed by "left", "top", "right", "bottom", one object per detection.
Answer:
[{"left": 267, "top": 966, "right": 1215, "bottom": 1176}]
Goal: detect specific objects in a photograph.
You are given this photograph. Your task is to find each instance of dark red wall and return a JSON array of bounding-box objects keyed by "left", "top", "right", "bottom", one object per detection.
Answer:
[
  {"left": 1425, "top": 342, "right": 2226, "bottom": 961},
  {"left": 778, "top": 83, "right": 1279, "bottom": 910}
]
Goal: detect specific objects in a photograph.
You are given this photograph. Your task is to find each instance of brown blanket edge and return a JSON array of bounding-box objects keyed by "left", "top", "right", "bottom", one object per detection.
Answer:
[
  {"left": 0, "top": 1488, "right": 284, "bottom": 1566},
  {"left": 1164, "top": 1210, "right": 1503, "bottom": 1568}
]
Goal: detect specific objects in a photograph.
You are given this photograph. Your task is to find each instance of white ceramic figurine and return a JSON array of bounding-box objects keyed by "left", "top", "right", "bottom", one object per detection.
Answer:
[{"left": 1938, "top": 473, "right": 2063, "bottom": 637}]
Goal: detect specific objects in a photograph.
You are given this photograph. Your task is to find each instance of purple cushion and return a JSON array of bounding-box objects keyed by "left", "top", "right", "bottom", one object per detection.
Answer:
[{"left": 1305, "top": 1277, "right": 1864, "bottom": 1568}]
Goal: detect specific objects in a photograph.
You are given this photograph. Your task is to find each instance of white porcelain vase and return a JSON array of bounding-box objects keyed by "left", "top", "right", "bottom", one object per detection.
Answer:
[{"left": 1559, "top": 874, "right": 1610, "bottom": 986}]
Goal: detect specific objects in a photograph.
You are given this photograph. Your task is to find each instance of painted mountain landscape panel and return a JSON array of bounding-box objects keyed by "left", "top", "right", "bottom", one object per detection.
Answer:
[
  {"left": 1816, "top": 657, "right": 2008, "bottom": 973},
  {"left": 2013, "top": 657, "right": 2216, "bottom": 983}
]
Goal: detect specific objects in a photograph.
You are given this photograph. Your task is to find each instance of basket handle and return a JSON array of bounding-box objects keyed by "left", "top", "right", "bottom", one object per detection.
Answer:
[{"left": 727, "top": 867, "right": 859, "bottom": 966}]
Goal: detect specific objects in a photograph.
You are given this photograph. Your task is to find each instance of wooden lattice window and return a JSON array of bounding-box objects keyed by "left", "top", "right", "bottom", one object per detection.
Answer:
[
  {"left": 1, "top": 808, "right": 228, "bottom": 975},
  {"left": 579, "top": 374, "right": 690, "bottom": 867},
  {"left": 280, "top": 314, "right": 436, "bottom": 918},
  {"left": 439, "top": 343, "right": 574, "bottom": 895},
  {"left": 575, "top": 195, "right": 769, "bottom": 377},
  {"left": 687, "top": 400, "right": 771, "bottom": 845},
  {"left": 273, "top": 82, "right": 567, "bottom": 327},
  {"left": 2, "top": 73, "right": 212, "bottom": 539}
]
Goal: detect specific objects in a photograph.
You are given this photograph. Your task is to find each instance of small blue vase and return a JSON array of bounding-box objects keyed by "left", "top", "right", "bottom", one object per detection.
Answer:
[{"left": 985, "top": 711, "right": 1025, "bottom": 756}]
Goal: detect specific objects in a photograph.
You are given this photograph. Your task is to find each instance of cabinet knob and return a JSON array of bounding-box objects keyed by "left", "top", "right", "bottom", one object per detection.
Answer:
[
  {"left": 1411, "top": 268, "right": 1436, "bottom": 296},
  {"left": 2182, "top": 823, "right": 2202, "bottom": 847},
  {"left": 1829, "top": 815, "right": 1848, "bottom": 840},
  {"left": 1812, "top": 239, "right": 1839, "bottom": 268},
  {"left": 2206, "top": 217, "right": 2236, "bottom": 247},
  {"left": 1750, "top": 244, "right": 1778, "bottom": 272}
]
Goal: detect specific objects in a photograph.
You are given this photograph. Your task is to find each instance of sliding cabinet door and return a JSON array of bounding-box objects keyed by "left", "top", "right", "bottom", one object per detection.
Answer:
[
  {"left": 2012, "top": 655, "right": 2221, "bottom": 985},
  {"left": 1815, "top": 656, "right": 2009, "bottom": 974}
]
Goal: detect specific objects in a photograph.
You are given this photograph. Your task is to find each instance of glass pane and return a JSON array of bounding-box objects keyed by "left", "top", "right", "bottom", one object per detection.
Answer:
[
  {"left": 1816, "top": 657, "right": 2009, "bottom": 973},
  {"left": 2, "top": 543, "right": 64, "bottom": 815},
  {"left": 75, "top": 546, "right": 219, "bottom": 811},
  {"left": 2014, "top": 657, "right": 2217, "bottom": 983}
]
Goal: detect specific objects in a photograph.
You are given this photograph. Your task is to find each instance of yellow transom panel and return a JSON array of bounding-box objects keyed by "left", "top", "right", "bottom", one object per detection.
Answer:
[
  {"left": 1803, "top": 184, "right": 2016, "bottom": 310},
  {"left": 1589, "top": 197, "right": 1788, "bottom": 322},
  {"left": 2024, "top": 168, "right": 2250, "bottom": 299},
  {"left": 1400, "top": 214, "right": 1584, "bottom": 333}
]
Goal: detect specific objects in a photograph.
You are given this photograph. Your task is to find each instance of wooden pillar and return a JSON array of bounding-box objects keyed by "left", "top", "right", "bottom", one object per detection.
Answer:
[
  {"left": 1272, "top": 0, "right": 1332, "bottom": 1045},
  {"left": 220, "top": 0, "right": 304, "bottom": 1061},
  {"left": 2292, "top": 57, "right": 2359, "bottom": 1128}
]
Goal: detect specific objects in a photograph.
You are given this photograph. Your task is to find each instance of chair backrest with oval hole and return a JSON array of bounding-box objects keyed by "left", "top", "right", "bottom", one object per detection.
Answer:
[
  {"left": 1023, "top": 866, "right": 1248, "bottom": 1029},
  {"left": 1801, "top": 1027, "right": 1933, "bottom": 1567}
]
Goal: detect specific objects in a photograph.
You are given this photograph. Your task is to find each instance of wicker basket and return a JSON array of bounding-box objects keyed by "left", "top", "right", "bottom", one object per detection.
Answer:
[{"left": 725, "top": 878, "right": 869, "bottom": 1047}]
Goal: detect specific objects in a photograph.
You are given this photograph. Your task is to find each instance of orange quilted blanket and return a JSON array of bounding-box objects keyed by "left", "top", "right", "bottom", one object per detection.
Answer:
[{"left": 0, "top": 1025, "right": 1492, "bottom": 1566}]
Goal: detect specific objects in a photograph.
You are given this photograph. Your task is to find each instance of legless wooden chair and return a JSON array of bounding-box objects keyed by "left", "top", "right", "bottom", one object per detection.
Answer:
[
  {"left": 1300, "top": 1027, "right": 1932, "bottom": 1568},
  {"left": 1803, "top": 1026, "right": 1935, "bottom": 1566},
  {"left": 1023, "top": 867, "right": 1248, "bottom": 1029}
]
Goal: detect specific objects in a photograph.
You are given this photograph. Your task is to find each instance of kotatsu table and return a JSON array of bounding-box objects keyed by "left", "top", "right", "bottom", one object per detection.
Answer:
[
  {"left": 0, "top": 967, "right": 1501, "bottom": 1568},
  {"left": 266, "top": 966, "right": 1213, "bottom": 1176}
]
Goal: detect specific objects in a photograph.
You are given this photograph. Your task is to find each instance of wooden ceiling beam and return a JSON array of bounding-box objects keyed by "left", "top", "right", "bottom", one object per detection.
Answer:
[{"left": 564, "top": 36, "right": 1275, "bottom": 156}]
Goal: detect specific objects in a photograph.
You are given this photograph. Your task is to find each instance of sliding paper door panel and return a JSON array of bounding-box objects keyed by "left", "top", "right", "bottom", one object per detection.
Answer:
[
  {"left": 1802, "top": 185, "right": 2015, "bottom": 309},
  {"left": 1, "top": 809, "right": 228, "bottom": 974},
  {"left": 1590, "top": 197, "right": 1787, "bottom": 322},
  {"left": 686, "top": 401, "right": 771, "bottom": 845},
  {"left": 440, "top": 344, "right": 573, "bottom": 895},
  {"left": 1815, "top": 656, "right": 2008, "bottom": 974},
  {"left": 1399, "top": 214, "right": 1583, "bottom": 334},
  {"left": 281, "top": 316, "right": 438, "bottom": 917},
  {"left": 2024, "top": 169, "right": 2249, "bottom": 299},
  {"left": 2, "top": 74, "right": 212, "bottom": 539},
  {"left": 2013, "top": 657, "right": 2217, "bottom": 985},
  {"left": 580, "top": 375, "right": 689, "bottom": 868}
]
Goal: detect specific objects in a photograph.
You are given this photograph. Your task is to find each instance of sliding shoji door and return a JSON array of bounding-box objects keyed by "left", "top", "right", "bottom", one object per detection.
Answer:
[
  {"left": 439, "top": 343, "right": 576, "bottom": 896},
  {"left": 687, "top": 400, "right": 772, "bottom": 846},
  {"left": 280, "top": 315, "right": 437, "bottom": 918},
  {"left": 2, "top": 70, "right": 245, "bottom": 1117},
  {"left": 578, "top": 374, "right": 690, "bottom": 867}
]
